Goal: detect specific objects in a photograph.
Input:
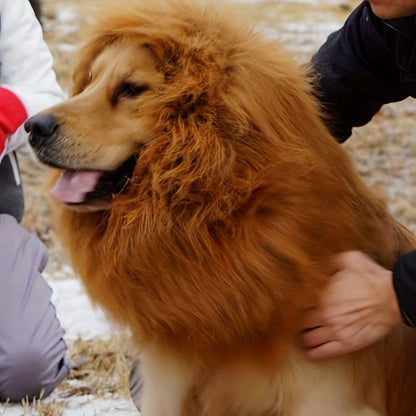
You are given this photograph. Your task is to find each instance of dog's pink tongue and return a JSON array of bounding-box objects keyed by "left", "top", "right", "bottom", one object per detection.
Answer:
[{"left": 51, "top": 170, "right": 103, "bottom": 204}]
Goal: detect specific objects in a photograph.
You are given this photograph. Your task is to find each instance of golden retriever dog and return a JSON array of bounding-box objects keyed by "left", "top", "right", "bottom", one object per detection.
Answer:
[{"left": 25, "top": 0, "right": 416, "bottom": 414}]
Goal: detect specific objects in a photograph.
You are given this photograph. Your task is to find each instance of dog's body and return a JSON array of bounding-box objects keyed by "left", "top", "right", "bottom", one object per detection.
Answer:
[{"left": 26, "top": 1, "right": 416, "bottom": 414}]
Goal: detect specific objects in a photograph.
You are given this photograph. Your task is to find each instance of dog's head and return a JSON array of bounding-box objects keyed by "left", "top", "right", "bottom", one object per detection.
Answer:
[
  {"left": 26, "top": 0, "right": 324, "bottom": 213},
  {"left": 26, "top": 36, "right": 165, "bottom": 211}
]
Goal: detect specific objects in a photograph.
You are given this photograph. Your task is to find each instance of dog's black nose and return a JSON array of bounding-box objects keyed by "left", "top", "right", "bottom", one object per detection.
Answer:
[
  {"left": 24, "top": 114, "right": 58, "bottom": 135},
  {"left": 25, "top": 114, "right": 59, "bottom": 148}
]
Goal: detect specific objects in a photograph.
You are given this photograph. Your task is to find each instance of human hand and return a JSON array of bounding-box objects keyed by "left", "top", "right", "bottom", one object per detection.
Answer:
[{"left": 301, "top": 251, "right": 402, "bottom": 360}]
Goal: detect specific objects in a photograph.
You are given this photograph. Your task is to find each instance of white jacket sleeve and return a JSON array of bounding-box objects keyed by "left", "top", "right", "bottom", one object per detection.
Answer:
[{"left": 0, "top": 0, "right": 65, "bottom": 158}]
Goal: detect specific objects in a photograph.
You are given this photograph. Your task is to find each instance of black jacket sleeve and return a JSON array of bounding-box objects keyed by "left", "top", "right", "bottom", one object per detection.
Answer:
[
  {"left": 311, "top": 1, "right": 408, "bottom": 142},
  {"left": 393, "top": 251, "right": 416, "bottom": 327}
]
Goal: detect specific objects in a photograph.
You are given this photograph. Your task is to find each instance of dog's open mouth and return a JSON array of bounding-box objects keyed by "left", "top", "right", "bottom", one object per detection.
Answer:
[{"left": 51, "top": 156, "right": 137, "bottom": 209}]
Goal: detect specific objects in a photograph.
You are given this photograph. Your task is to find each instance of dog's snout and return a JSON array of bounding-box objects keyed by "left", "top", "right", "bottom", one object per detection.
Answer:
[{"left": 25, "top": 114, "right": 59, "bottom": 148}]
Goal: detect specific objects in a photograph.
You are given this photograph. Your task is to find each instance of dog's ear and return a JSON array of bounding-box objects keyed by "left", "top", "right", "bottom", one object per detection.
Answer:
[
  {"left": 72, "top": 42, "right": 99, "bottom": 95},
  {"left": 72, "top": 36, "right": 116, "bottom": 96}
]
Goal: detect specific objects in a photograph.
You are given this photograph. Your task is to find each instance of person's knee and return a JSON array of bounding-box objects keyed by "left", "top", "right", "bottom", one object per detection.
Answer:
[{"left": 0, "top": 342, "right": 69, "bottom": 402}]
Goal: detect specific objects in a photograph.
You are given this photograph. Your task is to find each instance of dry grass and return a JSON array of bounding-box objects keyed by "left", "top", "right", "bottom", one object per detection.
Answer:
[{"left": 59, "top": 335, "right": 134, "bottom": 400}]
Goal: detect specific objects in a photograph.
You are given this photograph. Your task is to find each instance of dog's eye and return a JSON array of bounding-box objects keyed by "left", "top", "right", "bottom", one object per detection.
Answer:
[{"left": 113, "top": 82, "right": 149, "bottom": 103}]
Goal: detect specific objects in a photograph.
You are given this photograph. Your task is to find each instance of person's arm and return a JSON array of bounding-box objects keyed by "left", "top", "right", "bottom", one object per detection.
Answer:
[
  {"left": 0, "top": 0, "right": 65, "bottom": 161},
  {"left": 310, "top": 1, "right": 408, "bottom": 141},
  {"left": 0, "top": 89, "right": 27, "bottom": 157},
  {"left": 301, "top": 251, "right": 403, "bottom": 360}
]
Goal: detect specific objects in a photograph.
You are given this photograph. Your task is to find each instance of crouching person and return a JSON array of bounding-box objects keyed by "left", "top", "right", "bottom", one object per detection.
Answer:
[{"left": 0, "top": 0, "right": 70, "bottom": 401}]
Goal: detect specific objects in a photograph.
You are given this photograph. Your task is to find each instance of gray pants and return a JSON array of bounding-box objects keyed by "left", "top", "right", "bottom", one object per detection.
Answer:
[{"left": 0, "top": 213, "right": 70, "bottom": 402}]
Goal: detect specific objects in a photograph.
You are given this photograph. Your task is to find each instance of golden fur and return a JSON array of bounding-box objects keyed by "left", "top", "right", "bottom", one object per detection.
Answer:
[{"left": 30, "top": 1, "right": 416, "bottom": 414}]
